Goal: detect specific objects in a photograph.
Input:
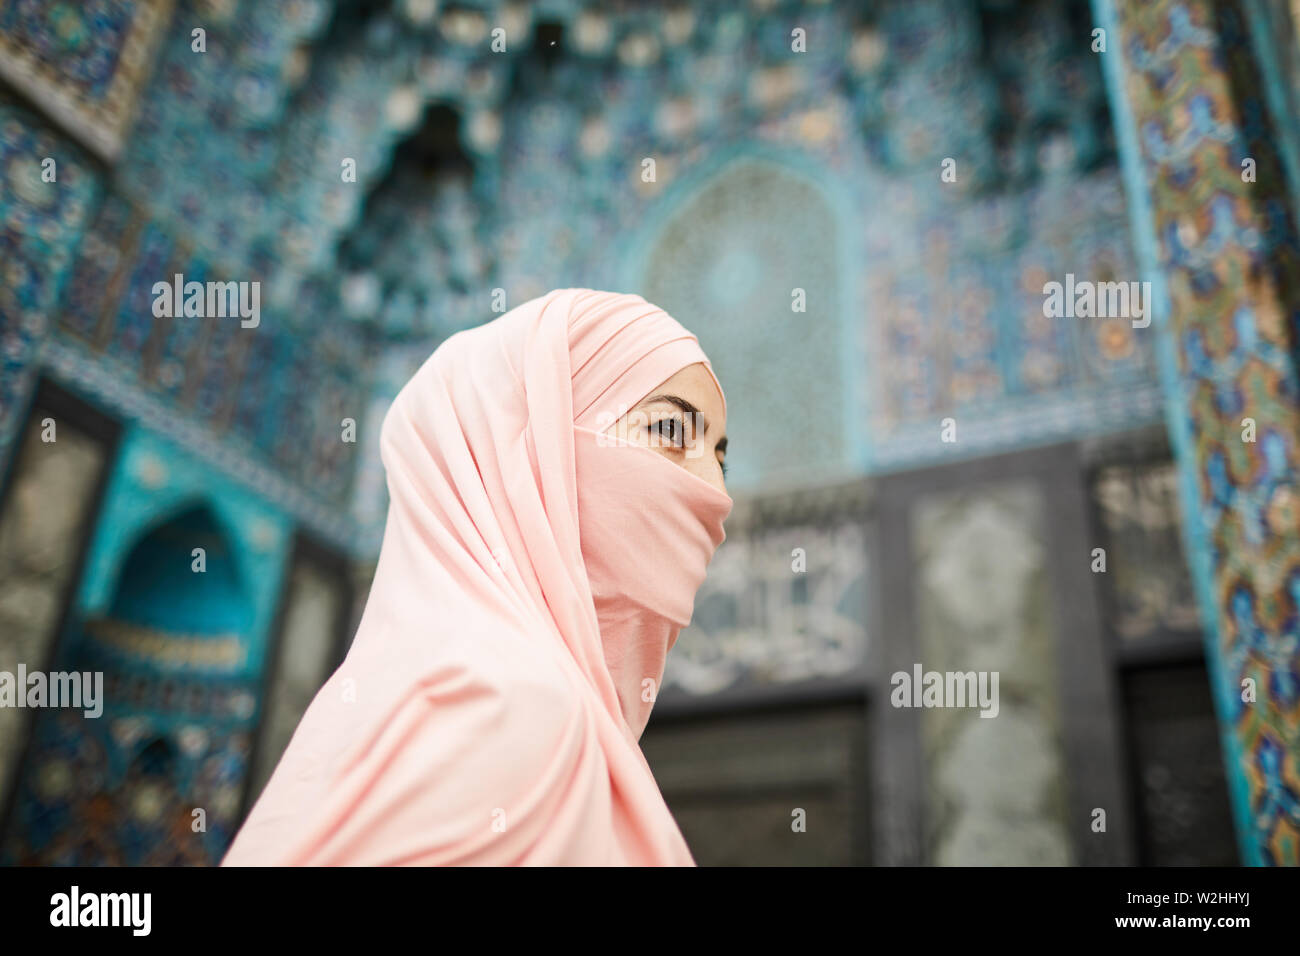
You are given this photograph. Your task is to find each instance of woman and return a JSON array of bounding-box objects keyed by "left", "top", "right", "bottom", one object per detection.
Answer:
[{"left": 221, "top": 288, "right": 731, "bottom": 866}]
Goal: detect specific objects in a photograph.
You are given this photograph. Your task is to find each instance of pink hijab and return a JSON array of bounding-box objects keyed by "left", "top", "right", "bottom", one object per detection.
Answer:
[{"left": 221, "top": 289, "right": 731, "bottom": 866}]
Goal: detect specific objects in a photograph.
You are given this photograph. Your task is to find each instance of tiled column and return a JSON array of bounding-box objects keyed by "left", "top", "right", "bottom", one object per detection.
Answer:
[{"left": 1096, "top": 0, "right": 1300, "bottom": 864}]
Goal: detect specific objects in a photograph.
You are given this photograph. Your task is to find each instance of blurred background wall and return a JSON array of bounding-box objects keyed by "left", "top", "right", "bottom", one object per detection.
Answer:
[{"left": 0, "top": 0, "right": 1297, "bottom": 865}]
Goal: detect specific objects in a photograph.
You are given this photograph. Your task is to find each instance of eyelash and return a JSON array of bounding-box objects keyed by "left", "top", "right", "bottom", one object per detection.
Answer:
[
  {"left": 648, "top": 414, "right": 727, "bottom": 477},
  {"left": 651, "top": 414, "right": 687, "bottom": 447}
]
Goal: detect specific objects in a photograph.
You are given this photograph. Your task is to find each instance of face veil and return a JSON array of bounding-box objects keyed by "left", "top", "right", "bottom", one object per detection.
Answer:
[{"left": 221, "top": 288, "right": 731, "bottom": 866}]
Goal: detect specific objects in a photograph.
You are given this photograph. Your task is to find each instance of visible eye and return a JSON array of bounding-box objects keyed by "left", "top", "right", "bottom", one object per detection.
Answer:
[{"left": 650, "top": 414, "right": 688, "bottom": 448}]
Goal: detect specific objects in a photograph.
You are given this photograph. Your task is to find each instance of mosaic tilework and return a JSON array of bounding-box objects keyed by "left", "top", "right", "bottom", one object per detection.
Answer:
[
  {"left": 0, "top": 92, "right": 101, "bottom": 466},
  {"left": 54, "top": 191, "right": 371, "bottom": 522},
  {"left": 0, "top": 0, "right": 1289, "bottom": 868},
  {"left": 4, "top": 0, "right": 1160, "bottom": 544},
  {"left": 0, "top": 428, "right": 291, "bottom": 864},
  {"left": 314, "top": 0, "right": 1161, "bottom": 497},
  {"left": 0, "top": 0, "right": 173, "bottom": 158},
  {"left": 1241, "top": 0, "right": 1300, "bottom": 227},
  {"left": 1108, "top": 0, "right": 1300, "bottom": 864},
  {"left": 1, "top": 703, "right": 255, "bottom": 864}
]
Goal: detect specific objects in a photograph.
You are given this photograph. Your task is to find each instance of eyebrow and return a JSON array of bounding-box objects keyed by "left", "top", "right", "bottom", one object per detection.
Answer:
[
  {"left": 638, "top": 393, "right": 727, "bottom": 458},
  {"left": 640, "top": 393, "right": 707, "bottom": 434}
]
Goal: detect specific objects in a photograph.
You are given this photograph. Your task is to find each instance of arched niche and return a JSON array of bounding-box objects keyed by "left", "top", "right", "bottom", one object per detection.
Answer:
[
  {"left": 73, "top": 428, "right": 291, "bottom": 677},
  {"left": 623, "top": 150, "right": 861, "bottom": 491},
  {"left": 75, "top": 502, "right": 254, "bottom": 689},
  {"left": 102, "top": 504, "right": 252, "bottom": 643}
]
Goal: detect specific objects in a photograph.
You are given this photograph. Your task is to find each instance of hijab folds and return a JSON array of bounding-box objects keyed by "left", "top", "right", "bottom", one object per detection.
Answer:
[{"left": 221, "top": 289, "right": 731, "bottom": 866}]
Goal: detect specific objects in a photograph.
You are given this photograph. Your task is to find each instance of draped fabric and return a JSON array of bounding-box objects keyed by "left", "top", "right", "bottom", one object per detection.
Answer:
[{"left": 222, "top": 289, "right": 731, "bottom": 865}]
